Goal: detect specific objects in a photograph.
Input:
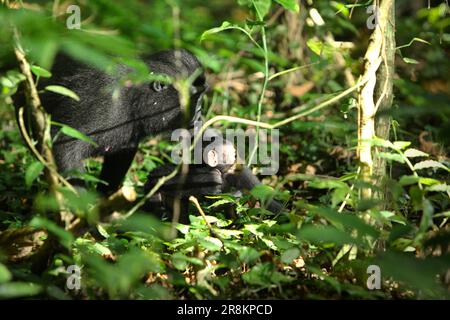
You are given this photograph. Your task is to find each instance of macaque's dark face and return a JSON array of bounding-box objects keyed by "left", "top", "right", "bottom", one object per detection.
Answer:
[{"left": 130, "top": 49, "right": 207, "bottom": 136}]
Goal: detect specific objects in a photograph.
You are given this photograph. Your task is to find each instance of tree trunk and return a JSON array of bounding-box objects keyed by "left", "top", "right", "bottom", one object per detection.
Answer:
[
  {"left": 374, "top": 2, "right": 396, "bottom": 207},
  {"left": 357, "top": 0, "right": 396, "bottom": 213}
]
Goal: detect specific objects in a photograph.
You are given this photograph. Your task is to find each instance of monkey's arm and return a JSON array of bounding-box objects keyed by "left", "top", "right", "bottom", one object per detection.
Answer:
[
  {"left": 145, "top": 163, "right": 284, "bottom": 215},
  {"left": 145, "top": 165, "right": 223, "bottom": 198},
  {"left": 98, "top": 148, "right": 138, "bottom": 195}
]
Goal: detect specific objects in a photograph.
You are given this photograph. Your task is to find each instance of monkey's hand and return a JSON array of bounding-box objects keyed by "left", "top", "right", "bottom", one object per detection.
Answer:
[{"left": 145, "top": 164, "right": 224, "bottom": 199}]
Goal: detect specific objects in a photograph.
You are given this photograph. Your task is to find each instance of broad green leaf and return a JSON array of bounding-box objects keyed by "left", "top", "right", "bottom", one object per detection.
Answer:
[
  {"left": 239, "top": 247, "right": 261, "bottom": 263},
  {"left": 0, "top": 282, "right": 42, "bottom": 299},
  {"left": 244, "top": 224, "right": 264, "bottom": 237},
  {"left": 52, "top": 122, "right": 98, "bottom": 146},
  {"left": 307, "top": 38, "right": 335, "bottom": 58},
  {"left": 76, "top": 239, "right": 113, "bottom": 256},
  {"left": 25, "top": 161, "right": 45, "bottom": 187},
  {"left": 297, "top": 225, "right": 364, "bottom": 246},
  {"left": 237, "top": 0, "right": 272, "bottom": 19},
  {"left": 331, "top": 1, "right": 350, "bottom": 17},
  {"left": 371, "top": 137, "right": 395, "bottom": 149},
  {"left": 418, "top": 177, "right": 441, "bottom": 185},
  {"left": 434, "top": 211, "right": 450, "bottom": 218},
  {"left": 198, "top": 236, "right": 223, "bottom": 251},
  {"left": 275, "top": 0, "right": 300, "bottom": 12},
  {"left": 31, "top": 65, "right": 52, "bottom": 78},
  {"left": 171, "top": 252, "right": 203, "bottom": 271},
  {"left": 377, "top": 152, "right": 405, "bottom": 163},
  {"left": 214, "top": 228, "right": 243, "bottom": 239},
  {"left": 280, "top": 247, "right": 300, "bottom": 264},
  {"left": 96, "top": 224, "right": 109, "bottom": 238},
  {"left": 419, "top": 198, "right": 434, "bottom": 233},
  {"left": 399, "top": 175, "right": 419, "bottom": 186},
  {"left": 309, "top": 178, "right": 349, "bottom": 190},
  {"left": 45, "top": 85, "right": 80, "bottom": 101},
  {"left": 0, "top": 264, "right": 12, "bottom": 284},
  {"left": 427, "top": 184, "right": 450, "bottom": 192},
  {"left": 311, "top": 206, "right": 379, "bottom": 238},
  {"left": 331, "top": 188, "right": 349, "bottom": 208},
  {"left": 251, "top": 0, "right": 272, "bottom": 18},
  {"left": 242, "top": 263, "right": 291, "bottom": 286},
  {"left": 377, "top": 211, "right": 407, "bottom": 225},
  {"left": 393, "top": 141, "right": 411, "bottom": 150},
  {"left": 250, "top": 184, "right": 275, "bottom": 202},
  {"left": 414, "top": 160, "right": 449, "bottom": 172},
  {"left": 399, "top": 176, "right": 440, "bottom": 187},
  {"left": 200, "top": 21, "right": 232, "bottom": 41},
  {"left": 29, "top": 217, "right": 74, "bottom": 249},
  {"left": 376, "top": 252, "right": 447, "bottom": 298},
  {"left": 404, "top": 148, "right": 429, "bottom": 158}
]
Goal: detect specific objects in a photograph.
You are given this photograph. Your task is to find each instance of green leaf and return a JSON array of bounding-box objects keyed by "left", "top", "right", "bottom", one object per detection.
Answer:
[
  {"left": 414, "top": 160, "right": 449, "bottom": 172},
  {"left": 200, "top": 21, "right": 232, "bottom": 41},
  {"left": 331, "top": 1, "right": 350, "bottom": 17},
  {"left": 418, "top": 177, "right": 441, "bottom": 185},
  {"left": 376, "top": 252, "right": 448, "bottom": 298},
  {"left": 0, "top": 264, "right": 12, "bottom": 284},
  {"left": 377, "top": 152, "right": 405, "bottom": 163},
  {"left": 393, "top": 141, "right": 411, "bottom": 150},
  {"left": 52, "top": 122, "right": 98, "bottom": 146},
  {"left": 280, "top": 247, "right": 300, "bottom": 264},
  {"left": 307, "top": 38, "right": 335, "bottom": 58},
  {"left": 252, "top": 0, "right": 272, "bottom": 18},
  {"left": 76, "top": 239, "right": 113, "bottom": 256},
  {"left": 399, "top": 175, "right": 419, "bottom": 186},
  {"left": 404, "top": 148, "right": 429, "bottom": 158},
  {"left": 31, "top": 65, "right": 52, "bottom": 78},
  {"left": 0, "top": 282, "right": 43, "bottom": 299},
  {"left": 198, "top": 236, "right": 223, "bottom": 252},
  {"left": 274, "top": 0, "right": 299, "bottom": 12},
  {"left": 171, "top": 252, "right": 203, "bottom": 270},
  {"left": 427, "top": 184, "right": 450, "bottom": 192},
  {"left": 45, "top": 85, "right": 80, "bottom": 101},
  {"left": 403, "top": 57, "right": 419, "bottom": 64},
  {"left": 250, "top": 184, "right": 275, "bottom": 202},
  {"left": 239, "top": 247, "right": 261, "bottom": 263},
  {"left": 371, "top": 137, "right": 395, "bottom": 149},
  {"left": 308, "top": 178, "right": 349, "bottom": 190},
  {"left": 241, "top": 263, "right": 289, "bottom": 286},
  {"left": 297, "top": 225, "right": 364, "bottom": 246},
  {"left": 25, "top": 161, "right": 45, "bottom": 187},
  {"left": 311, "top": 206, "right": 379, "bottom": 238},
  {"left": 29, "top": 217, "right": 74, "bottom": 249}
]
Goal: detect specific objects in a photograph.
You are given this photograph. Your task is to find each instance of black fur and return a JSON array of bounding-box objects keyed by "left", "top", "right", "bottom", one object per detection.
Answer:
[
  {"left": 146, "top": 164, "right": 284, "bottom": 217},
  {"left": 17, "top": 49, "right": 207, "bottom": 194}
]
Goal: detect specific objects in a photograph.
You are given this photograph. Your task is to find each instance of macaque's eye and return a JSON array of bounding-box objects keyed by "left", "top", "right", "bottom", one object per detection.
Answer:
[{"left": 152, "top": 81, "right": 168, "bottom": 92}]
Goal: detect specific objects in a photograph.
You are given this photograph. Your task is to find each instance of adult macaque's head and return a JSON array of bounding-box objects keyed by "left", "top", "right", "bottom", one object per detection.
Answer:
[{"left": 130, "top": 49, "right": 207, "bottom": 136}]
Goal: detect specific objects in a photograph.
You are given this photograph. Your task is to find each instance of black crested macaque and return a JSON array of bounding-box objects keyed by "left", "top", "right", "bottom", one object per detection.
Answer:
[
  {"left": 15, "top": 49, "right": 207, "bottom": 195},
  {"left": 15, "top": 48, "right": 283, "bottom": 218}
]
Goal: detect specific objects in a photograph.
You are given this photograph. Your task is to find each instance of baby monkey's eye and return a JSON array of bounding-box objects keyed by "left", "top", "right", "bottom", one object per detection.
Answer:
[{"left": 152, "top": 81, "right": 168, "bottom": 92}]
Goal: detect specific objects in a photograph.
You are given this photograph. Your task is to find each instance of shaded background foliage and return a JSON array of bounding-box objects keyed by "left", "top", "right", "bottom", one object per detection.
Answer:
[{"left": 0, "top": 0, "right": 449, "bottom": 299}]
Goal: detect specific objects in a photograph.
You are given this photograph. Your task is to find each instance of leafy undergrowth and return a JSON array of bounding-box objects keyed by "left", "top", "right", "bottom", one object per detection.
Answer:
[
  {"left": 1, "top": 0, "right": 450, "bottom": 300},
  {"left": 0, "top": 116, "right": 449, "bottom": 299}
]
